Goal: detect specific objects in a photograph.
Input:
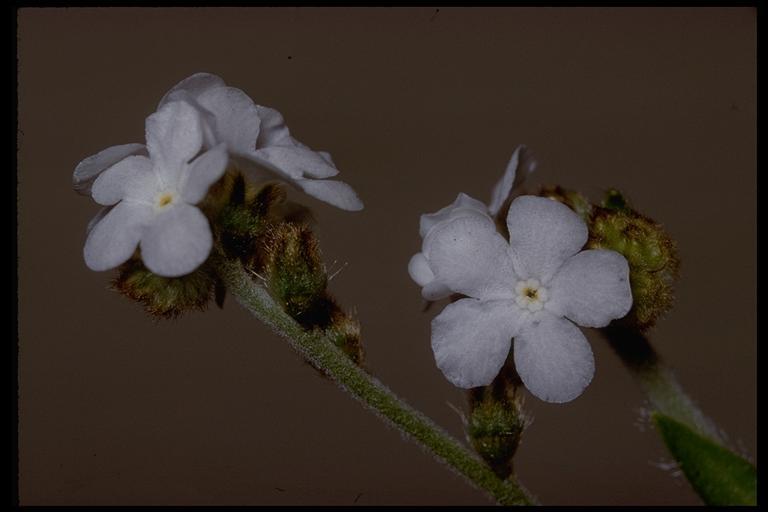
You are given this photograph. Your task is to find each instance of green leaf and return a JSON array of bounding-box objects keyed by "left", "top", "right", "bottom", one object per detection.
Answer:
[{"left": 652, "top": 412, "right": 756, "bottom": 505}]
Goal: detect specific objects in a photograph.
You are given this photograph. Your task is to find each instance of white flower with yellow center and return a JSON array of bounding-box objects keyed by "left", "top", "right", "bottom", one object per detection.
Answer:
[
  {"left": 425, "top": 195, "right": 632, "bottom": 403},
  {"left": 83, "top": 100, "right": 228, "bottom": 277}
]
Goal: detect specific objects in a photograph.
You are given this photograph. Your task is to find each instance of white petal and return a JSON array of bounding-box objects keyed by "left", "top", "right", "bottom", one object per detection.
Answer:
[
  {"left": 160, "top": 89, "right": 219, "bottom": 149},
  {"left": 318, "top": 151, "right": 334, "bottom": 165},
  {"left": 423, "top": 215, "right": 518, "bottom": 300},
  {"left": 419, "top": 193, "right": 490, "bottom": 238},
  {"left": 251, "top": 145, "right": 340, "bottom": 179},
  {"left": 196, "top": 86, "right": 262, "bottom": 155},
  {"left": 408, "top": 252, "right": 434, "bottom": 287},
  {"left": 294, "top": 178, "right": 364, "bottom": 211},
  {"left": 86, "top": 206, "right": 111, "bottom": 235},
  {"left": 157, "top": 72, "right": 226, "bottom": 109},
  {"left": 91, "top": 155, "right": 154, "bottom": 206},
  {"left": 513, "top": 312, "right": 594, "bottom": 403},
  {"left": 422, "top": 281, "right": 452, "bottom": 301},
  {"left": 547, "top": 250, "right": 632, "bottom": 328},
  {"left": 83, "top": 201, "right": 152, "bottom": 271},
  {"left": 145, "top": 101, "right": 204, "bottom": 180},
  {"left": 432, "top": 298, "right": 524, "bottom": 388},
  {"left": 506, "top": 195, "right": 587, "bottom": 282},
  {"left": 181, "top": 144, "right": 229, "bottom": 204},
  {"left": 488, "top": 145, "right": 537, "bottom": 217},
  {"left": 73, "top": 143, "right": 146, "bottom": 195},
  {"left": 139, "top": 203, "right": 212, "bottom": 277},
  {"left": 408, "top": 252, "right": 454, "bottom": 300},
  {"left": 255, "top": 105, "right": 293, "bottom": 147}
]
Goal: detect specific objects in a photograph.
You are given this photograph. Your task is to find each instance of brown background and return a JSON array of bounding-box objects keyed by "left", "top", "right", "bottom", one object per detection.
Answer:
[{"left": 18, "top": 7, "right": 756, "bottom": 505}]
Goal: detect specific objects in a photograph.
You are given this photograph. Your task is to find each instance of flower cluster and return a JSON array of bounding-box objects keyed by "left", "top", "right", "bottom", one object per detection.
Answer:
[
  {"left": 74, "top": 73, "right": 363, "bottom": 278},
  {"left": 410, "top": 150, "right": 633, "bottom": 403}
]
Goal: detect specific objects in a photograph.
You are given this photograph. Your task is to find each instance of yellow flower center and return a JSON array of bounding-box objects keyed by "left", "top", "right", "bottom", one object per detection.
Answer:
[
  {"left": 515, "top": 278, "right": 549, "bottom": 312},
  {"left": 157, "top": 192, "right": 175, "bottom": 208}
]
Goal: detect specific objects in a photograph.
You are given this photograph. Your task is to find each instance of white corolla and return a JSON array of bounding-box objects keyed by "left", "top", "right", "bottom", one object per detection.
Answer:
[
  {"left": 83, "top": 100, "right": 228, "bottom": 277},
  {"left": 425, "top": 195, "right": 632, "bottom": 403}
]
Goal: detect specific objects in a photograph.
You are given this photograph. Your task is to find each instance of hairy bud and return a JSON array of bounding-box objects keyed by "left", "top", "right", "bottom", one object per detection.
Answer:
[
  {"left": 111, "top": 259, "right": 216, "bottom": 319},
  {"left": 588, "top": 190, "right": 680, "bottom": 331}
]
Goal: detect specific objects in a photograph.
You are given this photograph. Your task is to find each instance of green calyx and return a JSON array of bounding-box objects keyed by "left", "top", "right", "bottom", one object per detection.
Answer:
[
  {"left": 262, "top": 222, "right": 328, "bottom": 318},
  {"left": 588, "top": 190, "right": 680, "bottom": 331},
  {"left": 467, "top": 366, "right": 528, "bottom": 479},
  {"left": 112, "top": 258, "right": 216, "bottom": 319},
  {"left": 214, "top": 172, "right": 287, "bottom": 262},
  {"left": 468, "top": 400, "right": 525, "bottom": 477}
]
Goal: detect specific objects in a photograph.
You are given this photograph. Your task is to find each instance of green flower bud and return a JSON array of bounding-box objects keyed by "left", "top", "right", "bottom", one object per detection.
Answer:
[
  {"left": 215, "top": 173, "right": 286, "bottom": 261},
  {"left": 588, "top": 190, "right": 680, "bottom": 331},
  {"left": 467, "top": 364, "right": 528, "bottom": 479},
  {"left": 257, "top": 222, "right": 365, "bottom": 365},
  {"left": 262, "top": 222, "right": 328, "bottom": 320},
  {"left": 111, "top": 258, "right": 216, "bottom": 319}
]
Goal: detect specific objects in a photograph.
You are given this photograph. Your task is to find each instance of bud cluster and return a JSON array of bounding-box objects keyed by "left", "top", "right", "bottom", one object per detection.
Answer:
[{"left": 112, "top": 168, "right": 364, "bottom": 364}]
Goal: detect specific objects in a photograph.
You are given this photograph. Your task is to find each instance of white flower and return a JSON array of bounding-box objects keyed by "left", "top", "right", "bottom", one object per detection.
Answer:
[
  {"left": 83, "top": 100, "right": 228, "bottom": 277},
  {"left": 74, "top": 72, "right": 363, "bottom": 211},
  {"left": 158, "top": 72, "right": 363, "bottom": 211},
  {"left": 425, "top": 195, "right": 632, "bottom": 403},
  {"left": 408, "top": 145, "right": 537, "bottom": 300}
]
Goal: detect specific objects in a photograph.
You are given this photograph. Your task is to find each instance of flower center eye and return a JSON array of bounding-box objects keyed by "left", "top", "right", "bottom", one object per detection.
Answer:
[
  {"left": 157, "top": 193, "right": 175, "bottom": 208},
  {"left": 514, "top": 278, "right": 549, "bottom": 312}
]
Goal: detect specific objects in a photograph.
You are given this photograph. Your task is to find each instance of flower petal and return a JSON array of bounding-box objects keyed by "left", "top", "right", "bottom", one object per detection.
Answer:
[
  {"left": 145, "top": 100, "right": 204, "bottom": 180},
  {"left": 196, "top": 86, "right": 262, "bottom": 155},
  {"left": 73, "top": 143, "right": 146, "bottom": 195},
  {"left": 513, "top": 312, "right": 594, "bottom": 403},
  {"left": 157, "top": 72, "right": 226, "bottom": 109},
  {"left": 488, "top": 145, "right": 537, "bottom": 217},
  {"left": 547, "top": 250, "right": 632, "bottom": 328},
  {"left": 83, "top": 201, "right": 152, "bottom": 271},
  {"left": 254, "top": 105, "right": 293, "bottom": 147},
  {"left": 422, "top": 281, "right": 452, "bottom": 301},
  {"left": 86, "top": 206, "right": 111, "bottom": 235},
  {"left": 408, "top": 252, "right": 434, "bottom": 287},
  {"left": 506, "top": 195, "right": 587, "bottom": 283},
  {"left": 408, "top": 252, "right": 454, "bottom": 300},
  {"left": 251, "top": 145, "right": 340, "bottom": 179},
  {"left": 423, "top": 215, "right": 518, "bottom": 300},
  {"left": 139, "top": 203, "right": 212, "bottom": 277},
  {"left": 91, "top": 155, "right": 154, "bottom": 206},
  {"left": 294, "top": 178, "right": 364, "bottom": 211},
  {"left": 419, "top": 193, "right": 490, "bottom": 238},
  {"left": 181, "top": 143, "right": 229, "bottom": 204},
  {"left": 432, "top": 298, "right": 524, "bottom": 388}
]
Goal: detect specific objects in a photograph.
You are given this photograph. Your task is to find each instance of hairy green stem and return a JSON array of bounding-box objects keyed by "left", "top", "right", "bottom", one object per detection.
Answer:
[
  {"left": 216, "top": 257, "right": 536, "bottom": 506},
  {"left": 602, "top": 325, "right": 723, "bottom": 444}
]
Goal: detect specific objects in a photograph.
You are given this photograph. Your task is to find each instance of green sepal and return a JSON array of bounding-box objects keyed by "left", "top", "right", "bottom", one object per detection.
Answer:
[{"left": 652, "top": 412, "right": 756, "bottom": 506}]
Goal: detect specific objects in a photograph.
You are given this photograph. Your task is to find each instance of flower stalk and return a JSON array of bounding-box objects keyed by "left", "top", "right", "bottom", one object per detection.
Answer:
[
  {"left": 214, "top": 255, "right": 536, "bottom": 506},
  {"left": 602, "top": 324, "right": 723, "bottom": 444}
]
